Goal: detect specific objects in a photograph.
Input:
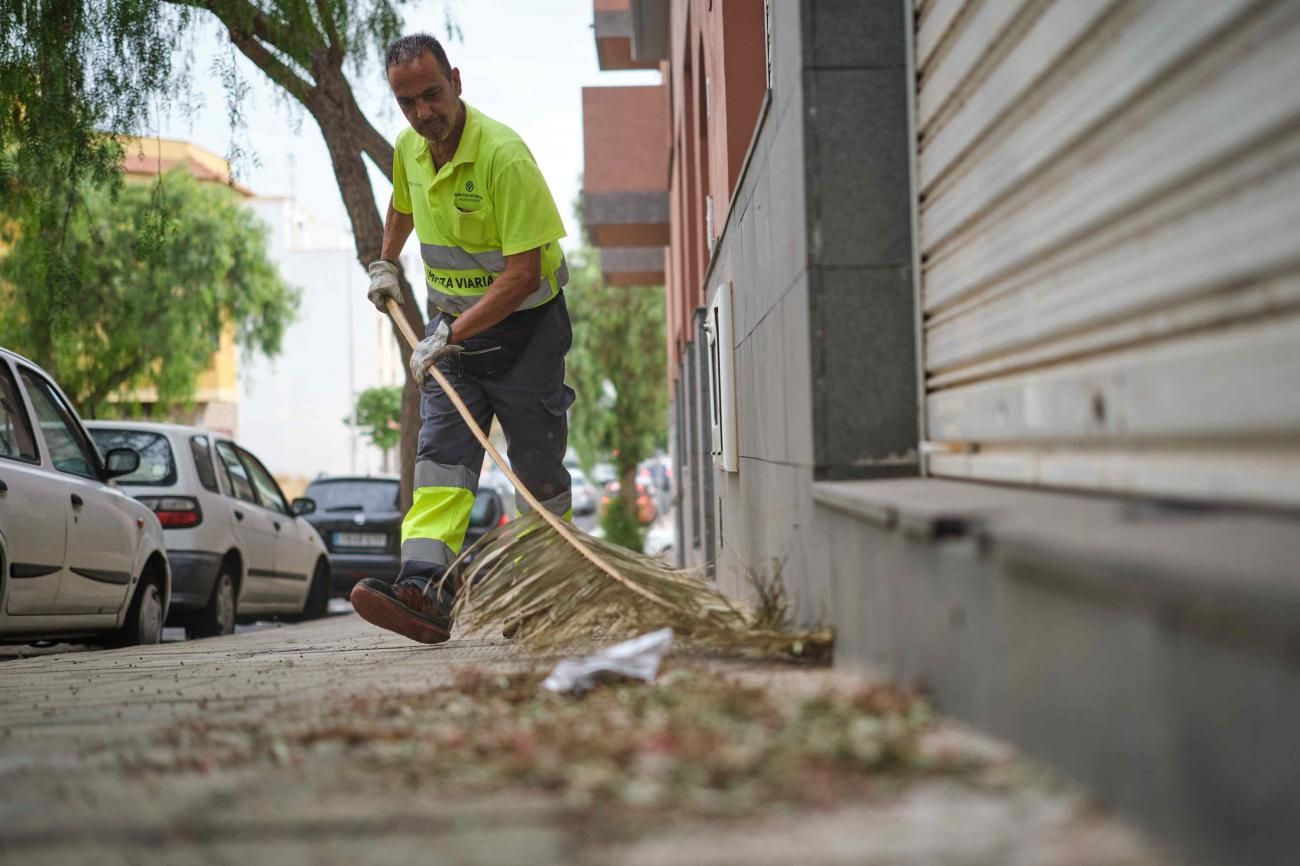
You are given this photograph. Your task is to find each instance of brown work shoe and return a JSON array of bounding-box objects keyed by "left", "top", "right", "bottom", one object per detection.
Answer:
[{"left": 350, "top": 577, "right": 453, "bottom": 644}]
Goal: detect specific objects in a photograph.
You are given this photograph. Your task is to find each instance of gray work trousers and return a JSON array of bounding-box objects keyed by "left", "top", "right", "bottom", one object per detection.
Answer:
[{"left": 396, "top": 294, "right": 575, "bottom": 584}]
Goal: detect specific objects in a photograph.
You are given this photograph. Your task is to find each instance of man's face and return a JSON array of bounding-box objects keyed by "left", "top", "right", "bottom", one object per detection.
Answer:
[{"left": 388, "top": 52, "right": 462, "bottom": 144}]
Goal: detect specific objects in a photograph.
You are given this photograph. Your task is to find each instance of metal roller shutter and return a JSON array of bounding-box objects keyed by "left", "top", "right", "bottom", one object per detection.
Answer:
[{"left": 914, "top": 0, "right": 1300, "bottom": 507}]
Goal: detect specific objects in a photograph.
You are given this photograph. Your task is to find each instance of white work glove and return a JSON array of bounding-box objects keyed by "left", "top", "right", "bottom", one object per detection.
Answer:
[
  {"left": 409, "top": 318, "right": 458, "bottom": 382},
  {"left": 367, "top": 260, "right": 402, "bottom": 312}
]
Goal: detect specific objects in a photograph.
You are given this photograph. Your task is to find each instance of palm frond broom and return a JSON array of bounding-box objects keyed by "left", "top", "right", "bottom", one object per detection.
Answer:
[{"left": 386, "top": 300, "right": 832, "bottom": 658}]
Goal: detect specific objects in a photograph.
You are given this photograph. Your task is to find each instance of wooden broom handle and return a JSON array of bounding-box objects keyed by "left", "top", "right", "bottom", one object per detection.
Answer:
[{"left": 384, "top": 299, "right": 670, "bottom": 607}]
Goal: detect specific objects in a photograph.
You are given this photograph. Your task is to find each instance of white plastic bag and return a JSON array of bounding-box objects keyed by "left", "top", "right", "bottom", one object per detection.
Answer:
[{"left": 541, "top": 628, "right": 674, "bottom": 695}]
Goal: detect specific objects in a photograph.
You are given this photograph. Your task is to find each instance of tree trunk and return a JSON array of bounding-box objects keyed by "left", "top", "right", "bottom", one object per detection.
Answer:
[
  {"left": 205, "top": 27, "right": 427, "bottom": 509},
  {"left": 619, "top": 463, "right": 638, "bottom": 519},
  {"left": 397, "top": 376, "right": 421, "bottom": 509},
  {"left": 307, "top": 62, "right": 426, "bottom": 510}
]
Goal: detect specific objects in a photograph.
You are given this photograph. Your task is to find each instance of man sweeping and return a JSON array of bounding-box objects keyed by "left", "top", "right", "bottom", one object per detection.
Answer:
[{"left": 351, "top": 33, "right": 574, "bottom": 644}]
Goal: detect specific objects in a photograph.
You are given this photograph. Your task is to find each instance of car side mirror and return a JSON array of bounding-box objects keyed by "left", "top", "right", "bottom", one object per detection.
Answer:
[
  {"left": 291, "top": 497, "right": 317, "bottom": 516},
  {"left": 103, "top": 447, "right": 140, "bottom": 480}
]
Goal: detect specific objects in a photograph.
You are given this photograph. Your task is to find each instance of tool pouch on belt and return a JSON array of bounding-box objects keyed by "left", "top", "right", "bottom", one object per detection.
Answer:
[{"left": 445, "top": 293, "right": 558, "bottom": 379}]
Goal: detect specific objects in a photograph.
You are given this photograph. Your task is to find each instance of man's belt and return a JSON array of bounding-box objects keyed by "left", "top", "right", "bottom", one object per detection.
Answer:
[{"left": 441, "top": 291, "right": 562, "bottom": 379}]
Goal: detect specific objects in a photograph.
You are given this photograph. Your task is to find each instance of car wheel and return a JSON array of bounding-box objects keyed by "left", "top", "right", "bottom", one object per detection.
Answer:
[
  {"left": 299, "top": 559, "right": 330, "bottom": 621},
  {"left": 187, "top": 569, "right": 237, "bottom": 640},
  {"left": 107, "top": 580, "right": 164, "bottom": 648}
]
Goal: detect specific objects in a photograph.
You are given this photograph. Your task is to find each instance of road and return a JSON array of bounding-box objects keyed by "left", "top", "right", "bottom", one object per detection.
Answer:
[{"left": 0, "top": 614, "right": 1173, "bottom": 865}]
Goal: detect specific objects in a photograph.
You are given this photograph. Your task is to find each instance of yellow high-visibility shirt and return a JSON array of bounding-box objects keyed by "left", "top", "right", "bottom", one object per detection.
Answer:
[{"left": 392, "top": 102, "right": 568, "bottom": 316}]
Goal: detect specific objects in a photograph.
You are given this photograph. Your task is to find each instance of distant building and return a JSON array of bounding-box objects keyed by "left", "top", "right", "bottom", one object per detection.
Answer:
[{"left": 239, "top": 197, "right": 405, "bottom": 498}]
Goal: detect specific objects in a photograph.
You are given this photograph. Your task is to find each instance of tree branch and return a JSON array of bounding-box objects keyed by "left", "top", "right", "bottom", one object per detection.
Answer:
[
  {"left": 355, "top": 112, "right": 395, "bottom": 183},
  {"left": 84, "top": 356, "right": 147, "bottom": 411},
  {"left": 173, "top": 0, "right": 299, "bottom": 61},
  {"left": 166, "top": 0, "right": 318, "bottom": 82},
  {"left": 226, "top": 27, "right": 317, "bottom": 106},
  {"left": 313, "top": 0, "right": 342, "bottom": 55},
  {"left": 81, "top": 297, "right": 174, "bottom": 409}
]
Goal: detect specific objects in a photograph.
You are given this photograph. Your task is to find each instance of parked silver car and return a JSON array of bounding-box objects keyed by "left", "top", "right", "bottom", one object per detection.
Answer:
[
  {"left": 0, "top": 349, "right": 170, "bottom": 647},
  {"left": 570, "top": 467, "right": 598, "bottom": 516},
  {"left": 87, "top": 422, "right": 330, "bottom": 639}
]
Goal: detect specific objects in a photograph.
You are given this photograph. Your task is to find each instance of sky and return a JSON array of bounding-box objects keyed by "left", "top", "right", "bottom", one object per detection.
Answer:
[{"left": 156, "top": 0, "right": 660, "bottom": 249}]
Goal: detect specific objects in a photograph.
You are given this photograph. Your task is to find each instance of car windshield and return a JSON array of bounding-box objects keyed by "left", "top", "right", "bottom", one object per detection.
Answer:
[
  {"left": 87, "top": 429, "right": 176, "bottom": 486},
  {"left": 306, "top": 479, "right": 399, "bottom": 512}
]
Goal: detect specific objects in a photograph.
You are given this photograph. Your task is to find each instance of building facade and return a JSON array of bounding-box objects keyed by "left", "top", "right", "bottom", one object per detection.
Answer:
[
  {"left": 583, "top": 2, "right": 1300, "bottom": 865},
  {"left": 239, "top": 197, "right": 405, "bottom": 498}
]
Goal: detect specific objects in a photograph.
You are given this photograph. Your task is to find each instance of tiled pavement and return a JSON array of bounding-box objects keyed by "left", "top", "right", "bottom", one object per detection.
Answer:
[{"left": 0, "top": 614, "right": 1176, "bottom": 865}]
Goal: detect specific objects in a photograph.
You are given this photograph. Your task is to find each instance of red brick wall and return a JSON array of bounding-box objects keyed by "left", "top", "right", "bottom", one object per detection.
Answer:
[
  {"left": 582, "top": 86, "right": 669, "bottom": 195},
  {"left": 664, "top": 0, "right": 767, "bottom": 370}
]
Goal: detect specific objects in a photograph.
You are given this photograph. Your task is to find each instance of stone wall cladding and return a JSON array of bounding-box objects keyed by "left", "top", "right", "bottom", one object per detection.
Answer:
[
  {"left": 701, "top": 0, "right": 816, "bottom": 604},
  {"left": 800, "top": 0, "right": 918, "bottom": 482}
]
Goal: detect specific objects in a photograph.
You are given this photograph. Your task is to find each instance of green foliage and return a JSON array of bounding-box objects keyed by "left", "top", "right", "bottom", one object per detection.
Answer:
[
  {"left": 181, "top": 0, "right": 410, "bottom": 92},
  {"left": 351, "top": 384, "right": 401, "bottom": 468},
  {"left": 0, "top": 170, "right": 298, "bottom": 413},
  {"left": 0, "top": 1, "right": 192, "bottom": 339},
  {"left": 565, "top": 232, "right": 667, "bottom": 550},
  {"left": 0, "top": 0, "right": 456, "bottom": 504},
  {"left": 0, "top": 0, "right": 435, "bottom": 255},
  {"left": 599, "top": 495, "right": 644, "bottom": 551}
]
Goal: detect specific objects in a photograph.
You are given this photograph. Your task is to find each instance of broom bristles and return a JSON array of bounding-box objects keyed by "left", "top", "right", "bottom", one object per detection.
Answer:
[
  {"left": 442, "top": 513, "right": 833, "bottom": 658},
  {"left": 380, "top": 303, "right": 826, "bottom": 657}
]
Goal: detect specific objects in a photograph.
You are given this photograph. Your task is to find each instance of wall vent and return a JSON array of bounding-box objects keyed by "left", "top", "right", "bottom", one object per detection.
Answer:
[{"left": 705, "top": 281, "right": 738, "bottom": 472}]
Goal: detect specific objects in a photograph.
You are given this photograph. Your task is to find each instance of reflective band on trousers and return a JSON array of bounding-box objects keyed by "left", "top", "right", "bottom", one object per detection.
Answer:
[
  {"left": 414, "top": 459, "right": 479, "bottom": 496},
  {"left": 518, "top": 488, "right": 572, "bottom": 517},
  {"left": 401, "top": 486, "right": 476, "bottom": 557},
  {"left": 400, "top": 536, "right": 456, "bottom": 568}
]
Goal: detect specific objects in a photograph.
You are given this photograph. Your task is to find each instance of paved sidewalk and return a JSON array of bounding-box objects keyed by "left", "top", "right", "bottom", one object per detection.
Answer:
[{"left": 0, "top": 614, "right": 1175, "bottom": 865}]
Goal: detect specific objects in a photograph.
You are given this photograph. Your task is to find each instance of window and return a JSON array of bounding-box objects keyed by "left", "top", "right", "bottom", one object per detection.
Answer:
[
  {"left": 189, "top": 435, "right": 220, "bottom": 493},
  {"left": 0, "top": 363, "right": 37, "bottom": 463},
  {"left": 304, "top": 479, "right": 399, "bottom": 513},
  {"left": 215, "top": 440, "right": 256, "bottom": 503},
  {"left": 238, "top": 447, "right": 288, "bottom": 515},
  {"left": 19, "top": 368, "right": 99, "bottom": 479},
  {"left": 87, "top": 429, "right": 176, "bottom": 486}
]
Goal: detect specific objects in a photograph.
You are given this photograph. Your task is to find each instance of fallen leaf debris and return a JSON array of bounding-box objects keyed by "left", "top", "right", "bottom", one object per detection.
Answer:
[{"left": 128, "top": 663, "right": 975, "bottom": 816}]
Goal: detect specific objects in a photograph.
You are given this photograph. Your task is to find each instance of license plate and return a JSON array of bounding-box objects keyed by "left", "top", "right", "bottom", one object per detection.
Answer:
[{"left": 334, "top": 531, "right": 387, "bottom": 549}]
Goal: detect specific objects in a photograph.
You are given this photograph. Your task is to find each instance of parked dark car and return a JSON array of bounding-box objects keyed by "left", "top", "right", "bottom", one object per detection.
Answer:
[{"left": 303, "top": 475, "right": 513, "bottom": 597}]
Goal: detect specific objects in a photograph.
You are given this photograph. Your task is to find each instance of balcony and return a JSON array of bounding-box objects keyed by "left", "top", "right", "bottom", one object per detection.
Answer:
[
  {"left": 582, "top": 84, "right": 670, "bottom": 253},
  {"left": 593, "top": 0, "right": 668, "bottom": 71},
  {"left": 600, "top": 246, "right": 665, "bottom": 286}
]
